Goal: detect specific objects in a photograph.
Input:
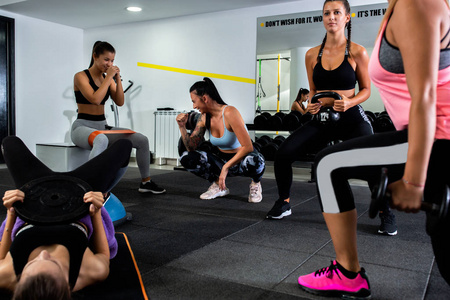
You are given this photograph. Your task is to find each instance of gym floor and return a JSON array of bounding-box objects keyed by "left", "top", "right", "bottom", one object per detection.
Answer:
[{"left": 0, "top": 162, "right": 449, "bottom": 299}]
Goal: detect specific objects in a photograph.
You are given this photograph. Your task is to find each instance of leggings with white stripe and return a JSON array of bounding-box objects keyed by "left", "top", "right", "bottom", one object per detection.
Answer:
[{"left": 315, "top": 129, "right": 450, "bottom": 214}]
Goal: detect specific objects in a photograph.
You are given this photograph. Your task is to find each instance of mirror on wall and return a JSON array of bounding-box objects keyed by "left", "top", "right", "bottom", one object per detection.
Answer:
[{"left": 255, "top": 3, "right": 388, "bottom": 114}]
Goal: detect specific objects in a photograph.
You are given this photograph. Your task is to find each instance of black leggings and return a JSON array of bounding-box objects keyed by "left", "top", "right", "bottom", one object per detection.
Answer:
[
  {"left": 2, "top": 136, "right": 132, "bottom": 192},
  {"left": 275, "top": 105, "right": 373, "bottom": 200},
  {"left": 314, "top": 129, "right": 450, "bottom": 284}
]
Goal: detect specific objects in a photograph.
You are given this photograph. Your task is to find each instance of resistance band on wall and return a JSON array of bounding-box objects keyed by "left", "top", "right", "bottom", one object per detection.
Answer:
[
  {"left": 137, "top": 62, "right": 256, "bottom": 84},
  {"left": 256, "top": 59, "right": 266, "bottom": 113}
]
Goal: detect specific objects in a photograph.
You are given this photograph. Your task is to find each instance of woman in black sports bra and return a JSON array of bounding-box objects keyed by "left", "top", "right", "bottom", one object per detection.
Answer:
[
  {"left": 0, "top": 136, "right": 133, "bottom": 298},
  {"left": 72, "top": 41, "right": 165, "bottom": 194},
  {"left": 266, "top": 0, "right": 375, "bottom": 221},
  {"left": 290, "top": 88, "right": 310, "bottom": 114}
]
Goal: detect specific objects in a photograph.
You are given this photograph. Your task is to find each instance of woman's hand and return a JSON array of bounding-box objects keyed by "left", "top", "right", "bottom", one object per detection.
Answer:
[
  {"left": 218, "top": 167, "right": 229, "bottom": 191},
  {"left": 308, "top": 102, "right": 322, "bottom": 115},
  {"left": 388, "top": 180, "right": 423, "bottom": 213},
  {"left": 333, "top": 94, "right": 352, "bottom": 112},
  {"left": 2, "top": 190, "right": 24, "bottom": 213},
  {"left": 176, "top": 113, "right": 188, "bottom": 128},
  {"left": 106, "top": 65, "right": 120, "bottom": 79},
  {"left": 84, "top": 191, "right": 105, "bottom": 217}
]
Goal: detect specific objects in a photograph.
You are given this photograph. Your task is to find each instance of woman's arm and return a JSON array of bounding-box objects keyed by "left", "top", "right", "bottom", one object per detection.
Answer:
[
  {"left": 217, "top": 106, "right": 253, "bottom": 190},
  {"left": 0, "top": 190, "right": 22, "bottom": 259},
  {"left": 74, "top": 192, "right": 110, "bottom": 290},
  {"left": 305, "top": 48, "right": 322, "bottom": 115},
  {"left": 388, "top": 0, "right": 444, "bottom": 212},
  {"left": 74, "top": 67, "right": 118, "bottom": 106},
  {"left": 177, "top": 113, "right": 207, "bottom": 151},
  {"left": 333, "top": 44, "right": 371, "bottom": 112},
  {"left": 291, "top": 101, "right": 307, "bottom": 114},
  {"left": 108, "top": 67, "right": 125, "bottom": 107}
]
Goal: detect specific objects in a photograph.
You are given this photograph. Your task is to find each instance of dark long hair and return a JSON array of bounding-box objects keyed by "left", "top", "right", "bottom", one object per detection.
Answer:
[
  {"left": 317, "top": 0, "right": 352, "bottom": 62},
  {"left": 89, "top": 41, "right": 116, "bottom": 68},
  {"left": 13, "top": 273, "right": 71, "bottom": 300},
  {"left": 189, "top": 77, "right": 227, "bottom": 105},
  {"left": 294, "top": 88, "right": 309, "bottom": 103}
]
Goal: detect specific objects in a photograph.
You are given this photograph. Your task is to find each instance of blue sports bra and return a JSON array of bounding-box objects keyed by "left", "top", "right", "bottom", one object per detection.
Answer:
[{"left": 209, "top": 106, "right": 242, "bottom": 151}]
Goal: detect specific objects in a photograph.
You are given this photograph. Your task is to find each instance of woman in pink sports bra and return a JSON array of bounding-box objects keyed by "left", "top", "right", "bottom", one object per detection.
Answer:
[{"left": 297, "top": 0, "right": 450, "bottom": 297}]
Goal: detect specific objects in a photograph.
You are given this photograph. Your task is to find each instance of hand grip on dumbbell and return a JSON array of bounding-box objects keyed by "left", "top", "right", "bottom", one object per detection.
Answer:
[{"left": 369, "top": 167, "right": 449, "bottom": 235}]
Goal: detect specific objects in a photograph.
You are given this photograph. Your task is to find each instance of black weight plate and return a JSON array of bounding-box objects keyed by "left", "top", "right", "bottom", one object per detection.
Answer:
[
  {"left": 15, "top": 175, "right": 92, "bottom": 225},
  {"left": 426, "top": 186, "right": 450, "bottom": 235},
  {"left": 369, "top": 168, "right": 388, "bottom": 219}
]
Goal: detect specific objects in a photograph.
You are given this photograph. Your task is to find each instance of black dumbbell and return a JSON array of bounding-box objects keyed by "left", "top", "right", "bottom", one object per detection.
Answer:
[
  {"left": 282, "top": 111, "right": 303, "bottom": 131},
  {"left": 310, "top": 92, "right": 342, "bottom": 125},
  {"left": 260, "top": 135, "right": 286, "bottom": 161},
  {"left": 254, "top": 112, "right": 272, "bottom": 130},
  {"left": 272, "top": 135, "right": 286, "bottom": 146},
  {"left": 268, "top": 112, "right": 286, "bottom": 131},
  {"left": 370, "top": 167, "right": 450, "bottom": 235},
  {"left": 185, "top": 111, "right": 202, "bottom": 131},
  {"left": 374, "top": 113, "right": 395, "bottom": 133}
]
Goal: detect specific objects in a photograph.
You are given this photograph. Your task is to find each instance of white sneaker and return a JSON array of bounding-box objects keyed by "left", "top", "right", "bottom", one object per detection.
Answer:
[
  {"left": 200, "top": 182, "right": 229, "bottom": 200},
  {"left": 248, "top": 181, "right": 262, "bottom": 203}
]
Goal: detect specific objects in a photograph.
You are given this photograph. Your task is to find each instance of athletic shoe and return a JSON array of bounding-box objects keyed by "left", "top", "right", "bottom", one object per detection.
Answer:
[
  {"left": 266, "top": 200, "right": 291, "bottom": 219},
  {"left": 138, "top": 180, "right": 166, "bottom": 194},
  {"left": 200, "top": 182, "right": 229, "bottom": 200},
  {"left": 248, "top": 181, "right": 262, "bottom": 203},
  {"left": 298, "top": 260, "right": 371, "bottom": 299},
  {"left": 378, "top": 210, "right": 397, "bottom": 236}
]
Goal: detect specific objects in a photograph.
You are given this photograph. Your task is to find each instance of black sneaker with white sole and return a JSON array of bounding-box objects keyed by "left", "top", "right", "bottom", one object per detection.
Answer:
[
  {"left": 378, "top": 210, "right": 397, "bottom": 236},
  {"left": 139, "top": 180, "right": 166, "bottom": 194},
  {"left": 266, "top": 200, "right": 291, "bottom": 219}
]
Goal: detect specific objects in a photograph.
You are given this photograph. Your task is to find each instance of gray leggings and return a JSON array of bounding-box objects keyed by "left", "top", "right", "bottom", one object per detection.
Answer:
[{"left": 71, "top": 118, "right": 150, "bottom": 179}]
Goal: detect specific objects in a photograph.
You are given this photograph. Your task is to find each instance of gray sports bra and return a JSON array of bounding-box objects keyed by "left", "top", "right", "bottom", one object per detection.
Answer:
[{"left": 380, "top": 22, "right": 450, "bottom": 74}]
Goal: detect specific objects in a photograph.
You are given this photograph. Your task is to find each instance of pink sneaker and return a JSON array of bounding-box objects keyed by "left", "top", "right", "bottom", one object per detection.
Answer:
[{"left": 298, "top": 260, "right": 371, "bottom": 299}]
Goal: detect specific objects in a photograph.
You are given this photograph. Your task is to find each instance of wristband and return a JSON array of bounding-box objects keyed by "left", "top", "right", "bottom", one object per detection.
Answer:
[{"left": 402, "top": 177, "right": 425, "bottom": 188}]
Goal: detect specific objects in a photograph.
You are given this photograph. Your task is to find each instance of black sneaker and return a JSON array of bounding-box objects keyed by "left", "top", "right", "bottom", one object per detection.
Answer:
[
  {"left": 266, "top": 200, "right": 291, "bottom": 219},
  {"left": 138, "top": 180, "right": 166, "bottom": 194},
  {"left": 378, "top": 210, "right": 397, "bottom": 236}
]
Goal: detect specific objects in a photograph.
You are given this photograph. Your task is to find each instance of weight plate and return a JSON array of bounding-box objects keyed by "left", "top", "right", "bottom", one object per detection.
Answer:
[{"left": 15, "top": 175, "right": 92, "bottom": 225}]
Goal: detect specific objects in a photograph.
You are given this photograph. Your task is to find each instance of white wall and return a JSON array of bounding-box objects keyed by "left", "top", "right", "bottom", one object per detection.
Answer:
[
  {"left": 0, "top": 9, "right": 83, "bottom": 153},
  {"left": 1, "top": 0, "right": 385, "bottom": 154}
]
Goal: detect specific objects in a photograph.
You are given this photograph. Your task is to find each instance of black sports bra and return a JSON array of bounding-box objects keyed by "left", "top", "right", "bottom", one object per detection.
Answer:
[
  {"left": 10, "top": 223, "right": 88, "bottom": 289},
  {"left": 313, "top": 45, "right": 356, "bottom": 91},
  {"left": 74, "top": 69, "right": 110, "bottom": 105}
]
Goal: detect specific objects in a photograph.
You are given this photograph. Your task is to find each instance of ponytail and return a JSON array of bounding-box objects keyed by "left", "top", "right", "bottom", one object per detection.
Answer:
[{"left": 189, "top": 77, "right": 227, "bottom": 105}]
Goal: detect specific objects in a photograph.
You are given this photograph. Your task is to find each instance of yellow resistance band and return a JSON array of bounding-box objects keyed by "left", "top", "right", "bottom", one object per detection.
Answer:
[{"left": 137, "top": 62, "right": 256, "bottom": 85}]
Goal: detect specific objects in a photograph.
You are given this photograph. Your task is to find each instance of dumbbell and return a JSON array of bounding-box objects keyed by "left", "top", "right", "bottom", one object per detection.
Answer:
[
  {"left": 364, "top": 110, "right": 376, "bottom": 127},
  {"left": 260, "top": 135, "right": 286, "bottom": 161},
  {"left": 282, "top": 110, "right": 303, "bottom": 131},
  {"left": 373, "top": 113, "right": 395, "bottom": 133},
  {"left": 268, "top": 112, "right": 286, "bottom": 131},
  {"left": 254, "top": 112, "right": 272, "bottom": 130},
  {"left": 369, "top": 167, "right": 450, "bottom": 235},
  {"left": 253, "top": 135, "right": 271, "bottom": 151},
  {"left": 186, "top": 111, "right": 202, "bottom": 130},
  {"left": 14, "top": 175, "right": 92, "bottom": 225},
  {"left": 310, "top": 92, "right": 342, "bottom": 125}
]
